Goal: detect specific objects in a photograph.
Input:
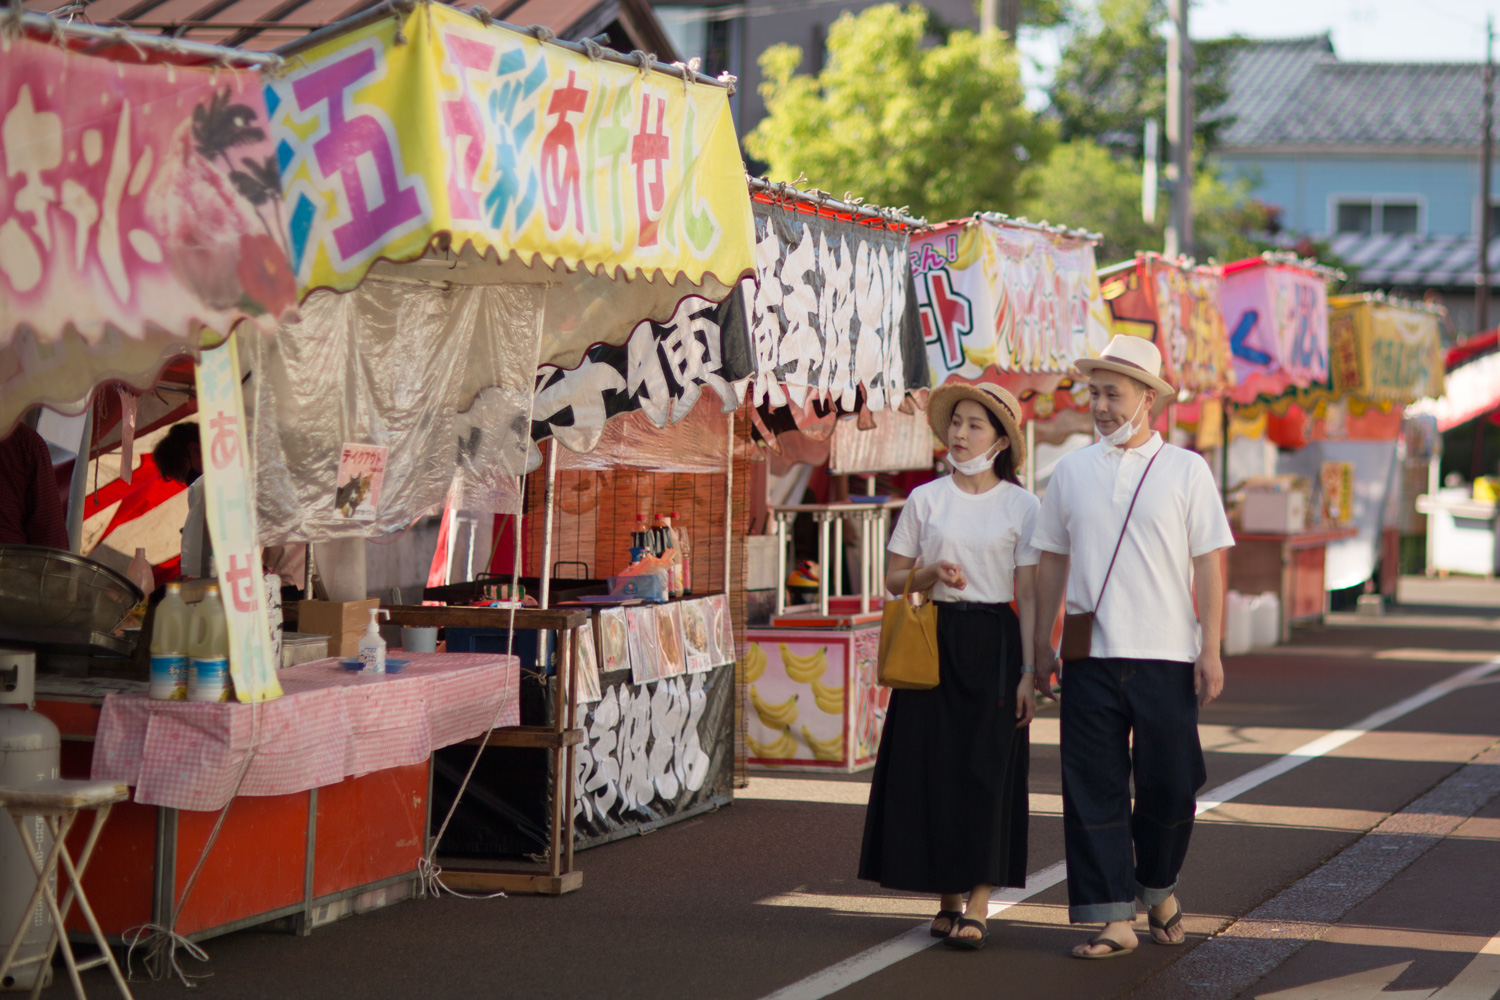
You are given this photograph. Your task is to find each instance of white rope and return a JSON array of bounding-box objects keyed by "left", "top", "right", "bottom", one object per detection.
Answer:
[{"left": 124, "top": 697, "right": 264, "bottom": 984}]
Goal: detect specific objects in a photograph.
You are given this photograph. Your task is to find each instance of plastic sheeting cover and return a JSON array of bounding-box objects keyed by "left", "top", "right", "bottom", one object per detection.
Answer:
[{"left": 253, "top": 281, "right": 543, "bottom": 543}]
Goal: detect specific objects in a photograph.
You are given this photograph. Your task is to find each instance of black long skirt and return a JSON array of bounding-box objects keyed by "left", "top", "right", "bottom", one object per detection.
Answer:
[{"left": 858, "top": 601, "right": 1029, "bottom": 894}]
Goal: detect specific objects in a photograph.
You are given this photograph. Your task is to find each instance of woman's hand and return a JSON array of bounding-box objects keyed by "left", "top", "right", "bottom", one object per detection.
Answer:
[
  {"left": 934, "top": 560, "right": 967, "bottom": 590},
  {"left": 1014, "top": 674, "right": 1036, "bottom": 727}
]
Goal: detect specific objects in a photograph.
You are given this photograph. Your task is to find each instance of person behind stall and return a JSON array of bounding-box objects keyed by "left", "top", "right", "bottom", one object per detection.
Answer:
[
  {"left": 0, "top": 420, "right": 68, "bottom": 549},
  {"left": 858, "top": 383, "right": 1040, "bottom": 951},
  {"left": 153, "top": 422, "right": 211, "bottom": 578},
  {"left": 1031, "top": 335, "right": 1233, "bottom": 960}
]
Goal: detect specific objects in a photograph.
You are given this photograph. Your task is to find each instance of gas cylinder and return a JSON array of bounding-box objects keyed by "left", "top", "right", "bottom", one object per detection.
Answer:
[{"left": 0, "top": 650, "right": 58, "bottom": 992}]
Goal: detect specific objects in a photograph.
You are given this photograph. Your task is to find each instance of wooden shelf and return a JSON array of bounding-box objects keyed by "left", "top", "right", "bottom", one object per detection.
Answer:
[
  {"left": 380, "top": 605, "right": 590, "bottom": 630},
  {"left": 463, "top": 726, "right": 583, "bottom": 749}
]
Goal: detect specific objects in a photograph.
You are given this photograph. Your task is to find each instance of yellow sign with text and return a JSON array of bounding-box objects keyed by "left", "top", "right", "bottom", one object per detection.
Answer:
[{"left": 267, "top": 2, "right": 754, "bottom": 294}]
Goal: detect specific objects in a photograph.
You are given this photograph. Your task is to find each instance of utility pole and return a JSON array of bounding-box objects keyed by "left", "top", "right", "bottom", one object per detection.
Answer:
[
  {"left": 1479, "top": 14, "right": 1494, "bottom": 334},
  {"left": 1164, "top": 0, "right": 1193, "bottom": 258},
  {"left": 979, "top": 0, "right": 1020, "bottom": 44}
]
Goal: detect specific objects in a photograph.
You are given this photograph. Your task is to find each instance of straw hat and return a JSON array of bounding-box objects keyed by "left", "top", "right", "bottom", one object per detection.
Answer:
[
  {"left": 1074, "top": 335, "right": 1176, "bottom": 413},
  {"left": 926, "top": 382, "right": 1026, "bottom": 468}
]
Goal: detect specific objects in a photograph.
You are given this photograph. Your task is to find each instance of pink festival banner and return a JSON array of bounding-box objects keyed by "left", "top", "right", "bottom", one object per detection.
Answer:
[
  {"left": 0, "top": 36, "right": 297, "bottom": 347},
  {"left": 1221, "top": 258, "right": 1329, "bottom": 404}
]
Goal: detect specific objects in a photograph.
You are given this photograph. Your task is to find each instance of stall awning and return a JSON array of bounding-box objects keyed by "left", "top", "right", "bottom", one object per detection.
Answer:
[
  {"left": 1222, "top": 255, "right": 1335, "bottom": 404},
  {"left": 0, "top": 30, "right": 293, "bottom": 435},
  {"left": 909, "top": 216, "right": 1111, "bottom": 382},
  {"left": 1406, "top": 342, "right": 1500, "bottom": 431},
  {"left": 265, "top": 1, "right": 755, "bottom": 369},
  {"left": 1099, "top": 254, "right": 1234, "bottom": 398},
  {"left": 1327, "top": 294, "right": 1445, "bottom": 403}
]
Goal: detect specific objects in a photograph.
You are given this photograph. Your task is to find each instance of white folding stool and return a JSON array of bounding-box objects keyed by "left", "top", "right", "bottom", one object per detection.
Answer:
[{"left": 0, "top": 779, "right": 132, "bottom": 1000}]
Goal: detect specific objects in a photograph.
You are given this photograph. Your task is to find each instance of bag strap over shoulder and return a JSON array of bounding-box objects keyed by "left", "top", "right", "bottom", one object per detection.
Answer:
[{"left": 1092, "top": 445, "right": 1164, "bottom": 615}]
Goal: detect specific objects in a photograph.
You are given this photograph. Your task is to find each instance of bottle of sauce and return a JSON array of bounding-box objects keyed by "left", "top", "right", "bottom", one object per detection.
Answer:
[
  {"left": 187, "top": 584, "right": 231, "bottom": 703},
  {"left": 149, "top": 582, "right": 190, "bottom": 700},
  {"left": 656, "top": 514, "right": 683, "bottom": 599},
  {"left": 669, "top": 512, "right": 691, "bottom": 595}
]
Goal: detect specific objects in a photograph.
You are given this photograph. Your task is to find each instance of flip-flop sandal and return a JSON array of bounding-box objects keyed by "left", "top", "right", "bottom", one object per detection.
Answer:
[
  {"left": 942, "top": 917, "right": 989, "bottom": 951},
  {"left": 929, "top": 909, "right": 963, "bottom": 938},
  {"left": 1149, "top": 902, "right": 1185, "bottom": 945},
  {"left": 1072, "top": 936, "right": 1134, "bottom": 960}
]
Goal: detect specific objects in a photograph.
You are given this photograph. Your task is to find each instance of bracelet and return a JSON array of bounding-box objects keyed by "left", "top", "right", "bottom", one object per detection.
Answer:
[{"left": 1020, "top": 664, "right": 1035, "bottom": 675}]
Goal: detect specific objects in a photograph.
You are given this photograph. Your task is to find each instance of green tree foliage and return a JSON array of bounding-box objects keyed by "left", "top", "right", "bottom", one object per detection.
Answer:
[
  {"left": 1018, "top": 140, "right": 1266, "bottom": 265},
  {"left": 1048, "top": 0, "right": 1245, "bottom": 148},
  {"left": 745, "top": 4, "right": 1053, "bottom": 222}
]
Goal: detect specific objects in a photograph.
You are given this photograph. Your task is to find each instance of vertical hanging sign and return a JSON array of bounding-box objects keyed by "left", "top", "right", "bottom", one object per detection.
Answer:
[{"left": 195, "top": 332, "right": 283, "bottom": 703}]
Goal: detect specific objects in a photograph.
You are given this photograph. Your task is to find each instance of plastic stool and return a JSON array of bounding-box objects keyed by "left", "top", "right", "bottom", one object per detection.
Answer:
[{"left": 0, "top": 779, "right": 132, "bottom": 1000}]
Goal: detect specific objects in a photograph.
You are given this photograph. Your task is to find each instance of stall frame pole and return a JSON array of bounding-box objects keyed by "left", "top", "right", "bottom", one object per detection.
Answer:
[
  {"left": 724, "top": 412, "right": 735, "bottom": 597},
  {"left": 539, "top": 440, "right": 558, "bottom": 610}
]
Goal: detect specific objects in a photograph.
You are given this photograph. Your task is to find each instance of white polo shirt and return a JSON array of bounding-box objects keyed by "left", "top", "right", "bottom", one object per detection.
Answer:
[
  {"left": 888, "top": 477, "right": 1040, "bottom": 604},
  {"left": 1031, "top": 433, "right": 1234, "bottom": 662}
]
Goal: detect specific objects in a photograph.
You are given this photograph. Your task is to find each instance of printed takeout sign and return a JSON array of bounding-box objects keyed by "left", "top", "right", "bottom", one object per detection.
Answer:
[{"left": 335, "top": 444, "right": 387, "bottom": 519}]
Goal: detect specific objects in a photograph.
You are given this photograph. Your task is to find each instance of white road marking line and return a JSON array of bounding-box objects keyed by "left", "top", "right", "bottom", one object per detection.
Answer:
[{"left": 755, "top": 656, "right": 1500, "bottom": 1000}]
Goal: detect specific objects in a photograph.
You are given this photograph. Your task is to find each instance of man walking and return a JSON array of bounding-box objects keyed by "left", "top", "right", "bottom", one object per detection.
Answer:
[{"left": 1032, "top": 335, "right": 1233, "bottom": 959}]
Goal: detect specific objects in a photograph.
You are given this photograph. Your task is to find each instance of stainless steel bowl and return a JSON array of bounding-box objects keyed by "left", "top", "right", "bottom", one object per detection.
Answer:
[{"left": 0, "top": 545, "right": 144, "bottom": 633}]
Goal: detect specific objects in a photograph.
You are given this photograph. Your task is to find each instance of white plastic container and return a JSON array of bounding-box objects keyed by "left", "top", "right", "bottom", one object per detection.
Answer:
[
  {"left": 1250, "top": 592, "right": 1281, "bottom": 648},
  {"left": 1223, "top": 591, "right": 1254, "bottom": 656},
  {"left": 149, "top": 582, "right": 190, "bottom": 700},
  {"left": 187, "top": 584, "right": 230, "bottom": 702},
  {"left": 358, "top": 608, "right": 391, "bottom": 674}
]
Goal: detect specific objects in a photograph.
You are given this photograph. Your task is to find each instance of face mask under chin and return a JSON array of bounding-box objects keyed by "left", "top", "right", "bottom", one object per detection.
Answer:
[
  {"left": 947, "top": 442, "right": 1001, "bottom": 476},
  {"left": 1097, "top": 396, "right": 1147, "bottom": 447}
]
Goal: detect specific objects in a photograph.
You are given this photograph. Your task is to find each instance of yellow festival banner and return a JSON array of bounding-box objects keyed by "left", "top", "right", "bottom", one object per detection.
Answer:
[
  {"left": 1328, "top": 296, "right": 1444, "bottom": 403},
  {"left": 265, "top": 2, "right": 754, "bottom": 295}
]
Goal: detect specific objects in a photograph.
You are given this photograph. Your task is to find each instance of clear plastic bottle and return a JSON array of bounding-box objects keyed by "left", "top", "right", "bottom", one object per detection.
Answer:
[
  {"left": 187, "top": 584, "right": 231, "bottom": 703},
  {"left": 149, "top": 582, "right": 190, "bottom": 700},
  {"left": 657, "top": 514, "right": 683, "bottom": 599}
]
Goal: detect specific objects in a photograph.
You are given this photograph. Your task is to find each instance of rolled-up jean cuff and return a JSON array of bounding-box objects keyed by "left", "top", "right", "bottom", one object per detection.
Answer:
[
  {"left": 1135, "top": 880, "right": 1178, "bottom": 907},
  {"left": 1069, "top": 901, "right": 1136, "bottom": 924}
]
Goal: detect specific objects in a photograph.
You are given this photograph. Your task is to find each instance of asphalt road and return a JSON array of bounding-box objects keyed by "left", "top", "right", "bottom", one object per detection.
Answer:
[{"left": 74, "top": 603, "right": 1500, "bottom": 1000}]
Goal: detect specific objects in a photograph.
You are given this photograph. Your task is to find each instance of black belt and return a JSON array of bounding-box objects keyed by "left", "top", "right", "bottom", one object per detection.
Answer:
[{"left": 937, "top": 600, "right": 1010, "bottom": 613}]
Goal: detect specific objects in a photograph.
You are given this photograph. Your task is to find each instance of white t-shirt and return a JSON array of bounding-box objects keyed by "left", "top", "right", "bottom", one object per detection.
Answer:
[
  {"left": 887, "top": 477, "right": 1041, "bottom": 604},
  {"left": 1031, "top": 433, "right": 1235, "bottom": 662}
]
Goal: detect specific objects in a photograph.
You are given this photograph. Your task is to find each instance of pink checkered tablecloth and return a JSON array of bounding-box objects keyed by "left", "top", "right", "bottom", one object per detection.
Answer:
[{"left": 91, "top": 653, "right": 519, "bottom": 812}]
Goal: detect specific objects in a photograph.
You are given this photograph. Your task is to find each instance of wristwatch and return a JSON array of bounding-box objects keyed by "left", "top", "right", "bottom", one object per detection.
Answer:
[{"left": 1020, "top": 664, "right": 1035, "bottom": 675}]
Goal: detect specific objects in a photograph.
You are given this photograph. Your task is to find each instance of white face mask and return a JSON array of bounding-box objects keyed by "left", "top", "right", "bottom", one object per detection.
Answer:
[
  {"left": 1097, "top": 395, "right": 1147, "bottom": 447},
  {"left": 947, "top": 443, "right": 1001, "bottom": 476}
]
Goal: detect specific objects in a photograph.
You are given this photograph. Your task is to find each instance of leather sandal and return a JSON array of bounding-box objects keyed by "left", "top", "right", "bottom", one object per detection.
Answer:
[
  {"left": 1149, "top": 900, "right": 1185, "bottom": 945},
  {"left": 1071, "top": 935, "right": 1134, "bottom": 959},
  {"left": 942, "top": 917, "right": 989, "bottom": 951},
  {"left": 929, "top": 909, "right": 963, "bottom": 938}
]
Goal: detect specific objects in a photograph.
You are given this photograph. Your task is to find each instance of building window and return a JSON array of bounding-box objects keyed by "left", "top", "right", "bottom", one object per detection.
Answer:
[
  {"left": 1381, "top": 202, "right": 1419, "bottom": 234},
  {"left": 1336, "top": 201, "right": 1373, "bottom": 235},
  {"left": 1334, "top": 198, "right": 1421, "bottom": 236}
]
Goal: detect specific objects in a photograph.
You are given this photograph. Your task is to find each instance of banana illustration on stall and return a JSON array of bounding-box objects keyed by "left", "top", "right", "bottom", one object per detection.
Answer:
[
  {"left": 744, "top": 642, "right": 768, "bottom": 683},
  {"left": 811, "top": 678, "right": 844, "bottom": 715},
  {"left": 780, "top": 643, "right": 829, "bottom": 684},
  {"left": 750, "top": 685, "right": 798, "bottom": 728},
  {"left": 747, "top": 725, "right": 797, "bottom": 759},
  {"left": 801, "top": 726, "right": 845, "bottom": 763}
]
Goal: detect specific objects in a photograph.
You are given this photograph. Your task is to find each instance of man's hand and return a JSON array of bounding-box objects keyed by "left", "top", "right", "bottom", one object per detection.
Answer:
[
  {"left": 1035, "top": 644, "right": 1060, "bottom": 702},
  {"left": 1194, "top": 648, "right": 1224, "bottom": 707},
  {"left": 934, "top": 560, "right": 967, "bottom": 590},
  {"left": 1014, "top": 675, "right": 1036, "bottom": 727}
]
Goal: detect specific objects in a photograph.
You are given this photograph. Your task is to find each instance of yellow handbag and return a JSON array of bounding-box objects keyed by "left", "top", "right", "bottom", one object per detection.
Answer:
[{"left": 877, "top": 567, "right": 940, "bottom": 690}]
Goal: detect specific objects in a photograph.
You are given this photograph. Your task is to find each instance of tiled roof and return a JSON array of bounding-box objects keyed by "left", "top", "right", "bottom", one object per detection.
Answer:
[
  {"left": 1328, "top": 232, "right": 1500, "bottom": 288},
  {"left": 1219, "top": 35, "right": 1485, "bottom": 150}
]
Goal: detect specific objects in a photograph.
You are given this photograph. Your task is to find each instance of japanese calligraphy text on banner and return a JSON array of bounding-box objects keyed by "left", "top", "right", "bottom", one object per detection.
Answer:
[
  {"left": 909, "top": 218, "right": 1111, "bottom": 383},
  {"left": 742, "top": 200, "right": 924, "bottom": 411},
  {"left": 266, "top": 2, "right": 754, "bottom": 297},
  {"left": 195, "top": 333, "right": 282, "bottom": 703},
  {"left": 1100, "top": 256, "right": 1233, "bottom": 397},
  {"left": 1222, "top": 259, "right": 1329, "bottom": 404},
  {"left": 1328, "top": 296, "right": 1444, "bottom": 403},
  {"left": 0, "top": 35, "right": 296, "bottom": 435}
]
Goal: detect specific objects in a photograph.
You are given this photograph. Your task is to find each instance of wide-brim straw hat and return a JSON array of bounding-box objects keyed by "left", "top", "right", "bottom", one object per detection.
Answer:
[
  {"left": 926, "top": 381, "right": 1026, "bottom": 469},
  {"left": 1074, "top": 335, "right": 1176, "bottom": 414}
]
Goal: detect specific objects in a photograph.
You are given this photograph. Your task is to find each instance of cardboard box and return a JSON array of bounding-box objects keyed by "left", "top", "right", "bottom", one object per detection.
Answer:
[
  {"left": 1242, "top": 491, "right": 1307, "bottom": 534},
  {"left": 295, "top": 599, "right": 379, "bottom": 657}
]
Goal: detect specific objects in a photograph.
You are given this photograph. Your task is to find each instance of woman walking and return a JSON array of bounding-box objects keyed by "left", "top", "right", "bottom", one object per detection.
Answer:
[{"left": 858, "top": 383, "right": 1040, "bottom": 950}]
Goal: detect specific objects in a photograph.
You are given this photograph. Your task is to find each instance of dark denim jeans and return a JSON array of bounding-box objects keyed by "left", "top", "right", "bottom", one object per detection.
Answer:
[{"left": 1059, "top": 656, "right": 1207, "bottom": 923}]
